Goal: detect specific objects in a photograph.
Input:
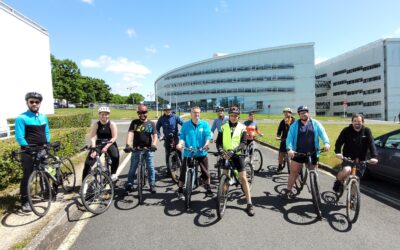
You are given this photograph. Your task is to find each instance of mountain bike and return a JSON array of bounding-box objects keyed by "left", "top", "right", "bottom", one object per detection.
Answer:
[
  {"left": 245, "top": 140, "right": 263, "bottom": 173},
  {"left": 291, "top": 150, "right": 326, "bottom": 219},
  {"left": 335, "top": 157, "right": 372, "bottom": 224},
  {"left": 80, "top": 140, "right": 114, "bottom": 214},
  {"left": 216, "top": 152, "right": 253, "bottom": 219},
  {"left": 161, "top": 133, "right": 181, "bottom": 184},
  {"left": 11, "top": 142, "right": 76, "bottom": 217}
]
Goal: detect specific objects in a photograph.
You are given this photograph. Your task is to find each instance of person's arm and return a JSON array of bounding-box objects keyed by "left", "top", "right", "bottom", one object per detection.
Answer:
[
  {"left": 335, "top": 128, "right": 346, "bottom": 154},
  {"left": 178, "top": 116, "right": 184, "bottom": 126},
  {"left": 89, "top": 122, "right": 98, "bottom": 147},
  {"left": 15, "top": 116, "right": 28, "bottom": 146},
  {"left": 45, "top": 116, "right": 50, "bottom": 143},
  {"left": 366, "top": 128, "right": 378, "bottom": 159},
  {"left": 216, "top": 131, "right": 223, "bottom": 151},
  {"left": 317, "top": 121, "right": 330, "bottom": 151},
  {"left": 203, "top": 123, "right": 211, "bottom": 149},
  {"left": 151, "top": 122, "right": 157, "bottom": 146},
  {"left": 102, "top": 121, "right": 118, "bottom": 153},
  {"left": 276, "top": 120, "right": 284, "bottom": 137},
  {"left": 176, "top": 123, "right": 185, "bottom": 151},
  {"left": 211, "top": 119, "right": 217, "bottom": 134},
  {"left": 156, "top": 117, "right": 162, "bottom": 138},
  {"left": 125, "top": 121, "right": 134, "bottom": 147}
]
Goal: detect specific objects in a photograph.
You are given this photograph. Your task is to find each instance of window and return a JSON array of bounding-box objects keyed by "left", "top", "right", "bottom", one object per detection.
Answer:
[
  {"left": 316, "top": 93, "right": 327, "bottom": 97},
  {"left": 333, "top": 91, "right": 347, "bottom": 96},
  {"left": 256, "top": 101, "right": 263, "bottom": 109},
  {"left": 363, "top": 75, "right": 381, "bottom": 83},
  {"left": 384, "top": 133, "right": 400, "bottom": 150},
  {"left": 363, "top": 63, "right": 381, "bottom": 71},
  {"left": 316, "top": 73, "right": 327, "bottom": 79},
  {"left": 363, "top": 88, "right": 381, "bottom": 95},
  {"left": 347, "top": 66, "right": 363, "bottom": 74},
  {"left": 363, "top": 101, "right": 381, "bottom": 107},
  {"left": 347, "top": 78, "right": 363, "bottom": 85},
  {"left": 333, "top": 69, "right": 346, "bottom": 76}
]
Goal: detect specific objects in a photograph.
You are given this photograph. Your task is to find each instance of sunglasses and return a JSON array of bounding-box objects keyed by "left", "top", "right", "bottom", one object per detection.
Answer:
[
  {"left": 137, "top": 111, "right": 148, "bottom": 115},
  {"left": 29, "top": 100, "right": 41, "bottom": 105}
]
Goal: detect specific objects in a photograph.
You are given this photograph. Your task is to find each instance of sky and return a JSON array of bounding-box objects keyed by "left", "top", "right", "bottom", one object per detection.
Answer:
[{"left": 3, "top": 0, "right": 400, "bottom": 100}]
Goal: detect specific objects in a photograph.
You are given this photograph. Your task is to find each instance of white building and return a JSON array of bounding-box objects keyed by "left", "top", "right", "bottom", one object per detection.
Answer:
[
  {"left": 0, "top": 2, "right": 53, "bottom": 137},
  {"left": 155, "top": 43, "right": 315, "bottom": 114},
  {"left": 315, "top": 38, "right": 400, "bottom": 120}
]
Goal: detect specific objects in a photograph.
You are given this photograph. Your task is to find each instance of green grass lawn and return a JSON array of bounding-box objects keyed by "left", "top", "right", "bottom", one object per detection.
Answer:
[
  {"left": 257, "top": 123, "right": 399, "bottom": 169},
  {"left": 54, "top": 108, "right": 160, "bottom": 120}
]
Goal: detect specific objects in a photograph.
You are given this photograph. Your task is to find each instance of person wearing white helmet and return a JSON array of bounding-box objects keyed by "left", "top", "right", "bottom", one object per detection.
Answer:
[
  {"left": 83, "top": 106, "right": 119, "bottom": 182},
  {"left": 276, "top": 107, "right": 295, "bottom": 172}
]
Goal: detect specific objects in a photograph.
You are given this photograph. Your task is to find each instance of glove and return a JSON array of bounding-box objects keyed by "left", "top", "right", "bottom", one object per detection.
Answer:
[
  {"left": 150, "top": 145, "right": 157, "bottom": 151},
  {"left": 335, "top": 153, "right": 343, "bottom": 159},
  {"left": 227, "top": 150, "right": 234, "bottom": 158},
  {"left": 123, "top": 144, "right": 132, "bottom": 153},
  {"left": 323, "top": 144, "right": 330, "bottom": 152}
]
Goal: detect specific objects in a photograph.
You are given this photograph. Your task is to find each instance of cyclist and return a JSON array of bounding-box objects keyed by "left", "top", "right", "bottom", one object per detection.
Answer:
[
  {"left": 282, "top": 105, "right": 330, "bottom": 198},
  {"left": 176, "top": 106, "right": 212, "bottom": 199},
  {"left": 244, "top": 111, "right": 264, "bottom": 156},
  {"left": 216, "top": 106, "right": 254, "bottom": 216},
  {"left": 124, "top": 104, "right": 158, "bottom": 193},
  {"left": 276, "top": 107, "right": 296, "bottom": 172},
  {"left": 156, "top": 104, "right": 184, "bottom": 169},
  {"left": 15, "top": 92, "right": 50, "bottom": 212},
  {"left": 82, "top": 106, "right": 119, "bottom": 182},
  {"left": 211, "top": 106, "right": 229, "bottom": 139},
  {"left": 332, "top": 113, "right": 378, "bottom": 192}
]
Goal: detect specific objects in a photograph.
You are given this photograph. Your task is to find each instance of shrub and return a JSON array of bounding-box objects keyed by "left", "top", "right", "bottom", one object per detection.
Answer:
[{"left": 8, "top": 112, "right": 91, "bottom": 129}]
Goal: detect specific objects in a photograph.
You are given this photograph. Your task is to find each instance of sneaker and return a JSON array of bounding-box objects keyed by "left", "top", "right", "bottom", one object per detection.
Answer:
[
  {"left": 21, "top": 202, "right": 32, "bottom": 213},
  {"left": 277, "top": 164, "right": 284, "bottom": 173},
  {"left": 279, "top": 189, "right": 295, "bottom": 200},
  {"left": 150, "top": 185, "right": 157, "bottom": 194},
  {"left": 205, "top": 187, "right": 213, "bottom": 197},
  {"left": 333, "top": 180, "right": 342, "bottom": 193},
  {"left": 246, "top": 204, "right": 255, "bottom": 216},
  {"left": 177, "top": 190, "right": 184, "bottom": 200},
  {"left": 125, "top": 183, "right": 133, "bottom": 193},
  {"left": 111, "top": 174, "right": 118, "bottom": 182}
]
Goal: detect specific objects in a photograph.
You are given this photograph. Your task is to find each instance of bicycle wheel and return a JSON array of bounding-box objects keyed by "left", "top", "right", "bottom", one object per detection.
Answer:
[
  {"left": 138, "top": 164, "right": 145, "bottom": 205},
  {"left": 309, "top": 171, "right": 322, "bottom": 219},
  {"left": 27, "top": 170, "right": 52, "bottom": 217},
  {"left": 346, "top": 179, "right": 361, "bottom": 224},
  {"left": 216, "top": 174, "right": 230, "bottom": 219},
  {"left": 245, "top": 163, "right": 254, "bottom": 190},
  {"left": 81, "top": 171, "right": 114, "bottom": 214},
  {"left": 184, "top": 170, "right": 193, "bottom": 209},
  {"left": 252, "top": 149, "right": 263, "bottom": 173},
  {"left": 168, "top": 151, "right": 181, "bottom": 184},
  {"left": 294, "top": 166, "right": 308, "bottom": 194},
  {"left": 59, "top": 157, "right": 76, "bottom": 192}
]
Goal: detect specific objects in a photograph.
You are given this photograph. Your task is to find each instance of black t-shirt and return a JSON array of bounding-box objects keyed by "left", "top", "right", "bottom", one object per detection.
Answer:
[
  {"left": 97, "top": 121, "right": 112, "bottom": 140},
  {"left": 128, "top": 119, "right": 156, "bottom": 147}
]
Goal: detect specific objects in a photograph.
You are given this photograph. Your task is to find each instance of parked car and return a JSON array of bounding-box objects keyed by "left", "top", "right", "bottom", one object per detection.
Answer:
[
  {"left": 67, "top": 103, "right": 76, "bottom": 108},
  {"left": 367, "top": 129, "right": 400, "bottom": 184}
]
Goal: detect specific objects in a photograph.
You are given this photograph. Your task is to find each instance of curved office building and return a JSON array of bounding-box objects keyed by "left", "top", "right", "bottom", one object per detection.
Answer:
[{"left": 155, "top": 43, "right": 315, "bottom": 114}]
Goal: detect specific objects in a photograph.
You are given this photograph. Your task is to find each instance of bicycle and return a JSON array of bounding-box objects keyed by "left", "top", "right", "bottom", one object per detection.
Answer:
[
  {"left": 161, "top": 133, "right": 181, "bottom": 184},
  {"left": 290, "top": 150, "right": 326, "bottom": 219},
  {"left": 80, "top": 140, "right": 114, "bottom": 214},
  {"left": 335, "top": 157, "right": 372, "bottom": 224},
  {"left": 215, "top": 152, "right": 254, "bottom": 219},
  {"left": 11, "top": 142, "right": 76, "bottom": 217},
  {"left": 276, "top": 138, "right": 291, "bottom": 174},
  {"left": 245, "top": 140, "right": 263, "bottom": 173}
]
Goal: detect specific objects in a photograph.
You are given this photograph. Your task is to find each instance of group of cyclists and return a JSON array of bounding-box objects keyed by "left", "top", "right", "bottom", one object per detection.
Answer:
[{"left": 15, "top": 91, "right": 378, "bottom": 217}]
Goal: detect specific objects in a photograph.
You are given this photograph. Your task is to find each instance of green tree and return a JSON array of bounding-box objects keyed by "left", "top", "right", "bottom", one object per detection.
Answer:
[
  {"left": 111, "top": 94, "right": 128, "bottom": 104},
  {"left": 127, "top": 93, "right": 145, "bottom": 104}
]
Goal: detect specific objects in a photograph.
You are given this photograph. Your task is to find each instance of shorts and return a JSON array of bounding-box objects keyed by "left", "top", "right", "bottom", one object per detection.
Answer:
[
  {"left": 292, "top": 153, "right": 318, "bottom": 165},
  {"left": 224, "top": 155, "right": 245, "bottom": 172},
  {"left": 279, "top": 140, "right": 287, "bottom": 153},
  {"left": 341, "top": 160, "right": 366, "bottom": 178}
]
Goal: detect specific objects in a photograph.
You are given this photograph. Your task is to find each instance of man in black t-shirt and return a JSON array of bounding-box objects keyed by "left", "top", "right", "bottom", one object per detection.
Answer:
[{"left": 124, "top": 104, "right": 158, "bottom": 193}]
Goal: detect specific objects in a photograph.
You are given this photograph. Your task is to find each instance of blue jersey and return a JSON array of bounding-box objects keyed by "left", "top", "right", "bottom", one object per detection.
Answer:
[
  {"left": 179, "top": 120, "right": 211, "bottom": 158},
  {"left": 15, "top": 111, "right": 50, "bottom": 146},
  {"left": 156, "top": 114, "right": 184, "bottom": 140},
  {"left": 211, "top": 116, "right": 229, "bottom": 134}
]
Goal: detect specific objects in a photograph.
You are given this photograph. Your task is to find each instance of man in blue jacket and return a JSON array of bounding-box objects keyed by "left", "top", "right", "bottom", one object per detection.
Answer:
[
  {"left": 15, "top": 92, "right": 51, "bottom": 212},
  {"left": 176, "top": 106, "right": 212, "bottom": 199},
  {"left": 282, "top": 105, "right": 330, "bottom": 199},
  {"left": 156, "top": 104, "right": 184, "bottom": 169}
]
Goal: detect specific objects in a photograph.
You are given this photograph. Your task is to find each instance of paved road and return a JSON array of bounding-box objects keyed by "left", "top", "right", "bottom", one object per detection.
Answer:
[{"left": 61, "top": 128, "right": 399, "bottom": 250}]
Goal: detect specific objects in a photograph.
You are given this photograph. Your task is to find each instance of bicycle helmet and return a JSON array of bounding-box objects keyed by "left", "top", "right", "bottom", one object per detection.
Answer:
[
  {"left": 283, "top": 107, "right": 292, "bottom": 113},
  {"left": 228, "top": 106, "right": 240, "bottom": 115},
  {"left": 163, "top": 104, "right": 172, "bottom": 110},
  {"left": 25, "top": 92, "right": 43, "bottom": 101},
  {"left": 215, "top": 106, "right": 224, "bottom": 112},
  {"left": 98, "top": 106, "right": 110, "bottom": 113},
  {"left": 297, "top": 105, "right": 309, "bottom": 113}
]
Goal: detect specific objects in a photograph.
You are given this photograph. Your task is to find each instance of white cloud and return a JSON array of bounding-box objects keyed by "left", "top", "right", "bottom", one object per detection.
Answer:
[
  {"left": 113, "top": 81, "right": 144, "bottom": 96},
  {"left": 125, "top": 28, "right": 136, "bottom": 38},
  {"left": 145, "top": 46, "right": 157, "bottom": 54},
  {"left": 315, "top": 57, "right": 328, "bottom": 65},
  {"left": 81, "top": 59, "right": 101, "bottom": 68},
  {"left": 215, "top": 0, "right": 228, "bottom": 12},
  {"left": 81, "top": 0, "right": 94, "bottom": 5},
  {"left": 81, "top": 56, "right": 151, "bottom": 75},
  {"left": 163, "top": 44, "right": 171, "bottom": 49}
]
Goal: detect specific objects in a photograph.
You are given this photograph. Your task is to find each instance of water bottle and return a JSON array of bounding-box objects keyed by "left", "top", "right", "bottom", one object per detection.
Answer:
[
  {"left": 233, "top": 169, "right": 239, "bottom": 179},
  {"left": 48, "top": 165, "right": 56, "bottom": 176}
]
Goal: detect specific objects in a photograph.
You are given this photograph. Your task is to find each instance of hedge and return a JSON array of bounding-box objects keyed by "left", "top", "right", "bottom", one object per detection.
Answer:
[
  {"left": 0, "top": 127, "right": 89, "bottom": 191},
  {"left": 8, "top": 111, "right": 91, "bottom": 129}
]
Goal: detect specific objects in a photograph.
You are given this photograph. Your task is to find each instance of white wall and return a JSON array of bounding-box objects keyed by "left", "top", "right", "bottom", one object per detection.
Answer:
[
  {"left": 0, "top": 4, "right": 54, "bottom": 129},
  {"left": 386, "top": 40, "right": 400, "bottom": 121}
]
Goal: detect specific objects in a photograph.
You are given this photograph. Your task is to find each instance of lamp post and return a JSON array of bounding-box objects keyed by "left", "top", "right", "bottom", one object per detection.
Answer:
[{"left": 127, "top": 87, "right": 135, "bottom": 107}]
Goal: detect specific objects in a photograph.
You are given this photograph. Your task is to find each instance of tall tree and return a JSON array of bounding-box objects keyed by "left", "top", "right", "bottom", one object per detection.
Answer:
[
  {"left": 111, "top": 94, "right": 128, "bottom": 104},
  {"left": 127, "top": 93, "right": 145, "bottom": 104}
]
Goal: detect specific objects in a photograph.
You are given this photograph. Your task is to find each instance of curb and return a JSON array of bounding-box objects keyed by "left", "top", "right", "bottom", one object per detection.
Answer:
[{"left": 25, "top": 149, "right": 130, "bottom": 249}]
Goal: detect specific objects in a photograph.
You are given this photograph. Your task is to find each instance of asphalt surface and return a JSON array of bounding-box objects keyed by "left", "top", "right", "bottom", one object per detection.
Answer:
[{"left": 62, "top": 121, "right": 399, "bottom": 250}]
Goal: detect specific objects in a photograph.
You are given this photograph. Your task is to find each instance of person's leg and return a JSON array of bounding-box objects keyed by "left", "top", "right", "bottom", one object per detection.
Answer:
[
  {"left": 127, "top": 151, "right": 140, "bottom": 187},
  {"left": 20, "top": 152, "right": 34, "bottom": 205},
  {"left": 164, "top": 141, "right": 171, "bottom": 168},
  {"left": 287, "top": 160, "right": 303, "bottom": 191},
  {"left": 107, "top": 144, "right": 120, "bottom": 175},
  {"left": 197, "top": 156, "right": 211, "bottom": 185},
  {"left": 145, "top": 151, "right": 156, "bottom": 186},
  {"left": 83, "top": 152, "right": 96, "bottom": 180}
]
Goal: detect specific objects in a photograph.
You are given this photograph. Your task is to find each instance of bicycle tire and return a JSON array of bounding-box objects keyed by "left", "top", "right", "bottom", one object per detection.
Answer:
[
  {"left": 309, "top": 171, "right": 322, "bottom": 219},
  {"left": 168, "top": 151, "right": 181, "bottom": 184},
  {"left": 185, "top": 170, "right": 193, "bottom": 209},
  {"left": 81, "top": 171, "right": 114, "bottom": 214},
  {"left": 346, "top": 178, "right": 361, "bottom": 224},
  {"left": 59, "top": 157, "right": 76, "bottom": 192},
  {"left": 294, "top": 166, "right": 307, "bottom": 194},
  {"left": 252, "top": 149, "right": 263, "bottom": 173},
  {"left": 28, "top": 170, "right": 52, "bottom": 217},
  {"left": 138, "top": 163, "right": 145, "bottom": 205},
  {"left": 216, "top": 174, "right": 230, "bottom": 219}
]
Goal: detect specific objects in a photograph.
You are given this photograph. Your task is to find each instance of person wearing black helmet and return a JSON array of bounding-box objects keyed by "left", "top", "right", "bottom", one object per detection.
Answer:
[
  {"left": 15, "top": 92, "right": 50, "bottom": 212},
  {"left": 281, "top": 105, "right": 330, "bottom": 199},
  {"left": 211, "top": 106, "right": 229, "bottom": 139},
  {"left": 276, "top": 107, "right": 296, "bottom": 172},
  {"left": 216, "top": 106, "right": 255, "bottom": 216},
  {"left": 156, "top": 104, "right": 184, "bottom": 171}
]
